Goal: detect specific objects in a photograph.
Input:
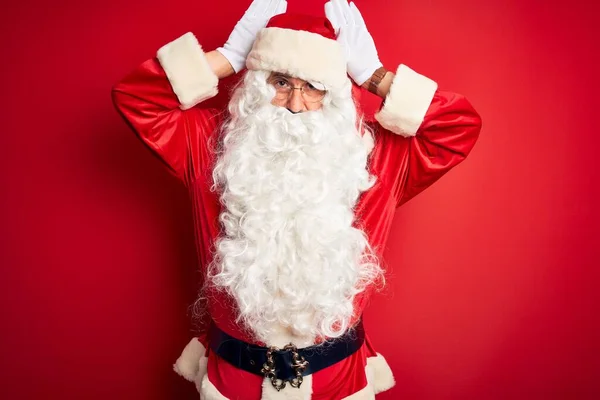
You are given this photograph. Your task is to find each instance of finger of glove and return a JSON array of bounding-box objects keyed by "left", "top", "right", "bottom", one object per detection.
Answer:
[
  {"left": 245, "top": 0, "right": 263, "bottom": 17},
  {"left": 274, "top": 0, "right": 287, "bottom": 16},
  {"left": 265, "top": 0, "right": 285, "bottom": 16},
  {"left": 325, "top": 2, "right": 342, "bottom": 31},
  {"left": 332, "top": 0, "right": 351, "bottom": 26},
  {"left": 349, "top": 2, "right": 366, "bottom": 27},
  {"left": 247, "top": 0, "right": 274, "bottom": 17},
  {"left": 325, "top": 1, "right": 343, "bottom": 27}
]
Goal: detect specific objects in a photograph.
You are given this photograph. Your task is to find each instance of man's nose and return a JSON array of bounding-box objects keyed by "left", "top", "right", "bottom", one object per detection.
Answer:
[{"left": 286, "top": 89, "right": 305, "bottom": 113}]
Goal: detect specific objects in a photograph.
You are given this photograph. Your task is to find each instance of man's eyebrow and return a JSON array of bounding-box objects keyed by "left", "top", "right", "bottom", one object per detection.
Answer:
[{"left": 271, "top": 73, "right": 291, "bottom": 79}]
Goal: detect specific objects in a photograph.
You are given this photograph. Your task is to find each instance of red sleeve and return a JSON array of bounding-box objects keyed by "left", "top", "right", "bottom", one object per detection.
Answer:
[
  {"left": 372, "top": 90, "right": 482, "bottom": 208},
  {"left": 111, "top": 57, "right": 222, "bottom": 185}
]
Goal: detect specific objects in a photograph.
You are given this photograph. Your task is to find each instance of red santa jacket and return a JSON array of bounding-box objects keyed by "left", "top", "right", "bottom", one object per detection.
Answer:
[{"left": 112, "top": 32, "right": 482, "bottom": 400}]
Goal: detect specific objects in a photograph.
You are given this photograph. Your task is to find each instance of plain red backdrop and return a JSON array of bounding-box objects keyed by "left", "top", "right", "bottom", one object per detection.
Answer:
[{"left": 1, "top": 0, "right": 598, "bottom": 399}]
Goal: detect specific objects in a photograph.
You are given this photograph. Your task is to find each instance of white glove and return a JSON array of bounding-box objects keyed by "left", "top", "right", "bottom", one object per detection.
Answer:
[
  {"left": 324, "top": 0, "right": 383, "bottom": 86},
  {"left": 217, "top": 0, "right": 287, "bottom": 73}
]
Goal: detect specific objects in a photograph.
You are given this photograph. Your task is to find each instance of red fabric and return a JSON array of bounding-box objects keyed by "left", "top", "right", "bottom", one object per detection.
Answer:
[
  {"left": 266, "top": 13, "right": 337, "bottom": 41},
  {"left": 112, "top": 58, "right": 481, "bottom": 398}
]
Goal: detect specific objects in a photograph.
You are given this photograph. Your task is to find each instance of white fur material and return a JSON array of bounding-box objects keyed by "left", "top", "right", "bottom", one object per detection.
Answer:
[
  {"left": 375, "top": 64, "right": 438, "bottom": 137},
  {"left": 173, "top": 338, "right": 207, "bottom": 383},
  {"left": 194, "top": 356, "right": 209, "bottom": 394},
  {"left": 246, "top": 27, "right": 348, "bottom": 90},
  {"left": 366, "top": 353, "right": 395, "bottom": 394},
  {"left": 340, "top": 381, "right": 375, "bottom": 400},
  {"left": 339, "top": 354, "right": 395, "bottom": 400},
  {"left": 157, "top": 32, "right": 219, "bottom": 110},
  {"left": 200, "top": 374, "right": 230, "bottom": 400}
]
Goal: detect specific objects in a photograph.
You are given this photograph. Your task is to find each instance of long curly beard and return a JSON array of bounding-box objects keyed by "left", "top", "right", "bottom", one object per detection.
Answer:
[{"left": 208, "top": 70, "right": 382, "bottom": 345}]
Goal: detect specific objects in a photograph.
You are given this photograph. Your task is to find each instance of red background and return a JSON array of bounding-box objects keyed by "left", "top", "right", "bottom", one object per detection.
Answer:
[{"left": 1, "top": 0, "right": 598, "bottom": 398}]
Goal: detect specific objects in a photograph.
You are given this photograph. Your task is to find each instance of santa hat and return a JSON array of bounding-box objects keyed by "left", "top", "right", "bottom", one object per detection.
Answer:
[{"left": 246, "top": 14, "right": 348, "bottom": 91}]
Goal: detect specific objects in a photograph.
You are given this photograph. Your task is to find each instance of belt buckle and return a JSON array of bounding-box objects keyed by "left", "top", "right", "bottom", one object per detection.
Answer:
[{"left": 260, "top": 343, "right": 309, "bottom": 391}]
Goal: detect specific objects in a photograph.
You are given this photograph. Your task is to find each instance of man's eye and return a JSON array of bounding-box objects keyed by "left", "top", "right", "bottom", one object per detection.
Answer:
[
  {"left": 275, "top": 80, "right": 288, "bottom": 87},
  {"left": 306, "top": 83, "right": 316, "bottom": 90}
]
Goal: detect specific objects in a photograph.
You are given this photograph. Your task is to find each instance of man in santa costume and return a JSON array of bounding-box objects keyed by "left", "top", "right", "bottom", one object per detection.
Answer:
[{"left": 112, "top": 0, "right": 481, "bottom": 398}]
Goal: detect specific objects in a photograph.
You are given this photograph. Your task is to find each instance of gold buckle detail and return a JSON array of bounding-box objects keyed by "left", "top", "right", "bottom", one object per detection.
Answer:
[{"left": 260, "top": 343, "right": 309, "bottom": 391}]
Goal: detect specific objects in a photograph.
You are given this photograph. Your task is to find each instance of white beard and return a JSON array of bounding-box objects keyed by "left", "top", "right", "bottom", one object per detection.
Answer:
[{"left": 208, "top": 70, "right": 382, "bottom": 345}]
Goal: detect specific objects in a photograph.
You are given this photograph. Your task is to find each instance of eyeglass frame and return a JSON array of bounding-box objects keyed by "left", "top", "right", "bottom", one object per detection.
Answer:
[{"left": 267, "top": 73, "right": 328, "bottom": 103}]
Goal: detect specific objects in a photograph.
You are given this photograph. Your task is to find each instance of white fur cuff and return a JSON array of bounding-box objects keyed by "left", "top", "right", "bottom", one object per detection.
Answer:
[
  {"left": 200, "top": 374, "right": 230, "bottom": 400},
  {"left": 157, "top": 32, "right": 218, "bottom": 110},
  {"left": 366, "top": 353, "right": 395, "bottom": 393},
  {"left": 375, "top": 64, "right": 438, "bottom": 137},
  {"left": 173, "top": 337, "right": 207, "bottom": 383}
]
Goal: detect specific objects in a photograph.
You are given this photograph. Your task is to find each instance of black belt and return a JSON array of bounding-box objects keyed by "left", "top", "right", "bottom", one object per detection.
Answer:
[{"left": 208, "top": 320, "right": 365, "bottom": 391}]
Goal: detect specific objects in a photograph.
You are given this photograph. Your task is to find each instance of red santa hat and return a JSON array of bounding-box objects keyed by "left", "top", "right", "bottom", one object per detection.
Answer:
[{"left": 246, "top": 14, "right": 348, "bottom": 91}]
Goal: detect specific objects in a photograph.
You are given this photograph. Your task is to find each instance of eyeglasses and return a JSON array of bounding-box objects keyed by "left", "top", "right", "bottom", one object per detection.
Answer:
[{"left": 267, "top": 75, "right": 327, "bottom": 103}]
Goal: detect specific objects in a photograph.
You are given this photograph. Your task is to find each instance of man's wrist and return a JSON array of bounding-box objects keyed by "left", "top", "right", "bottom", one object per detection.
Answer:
[
  {"left": 367, "top": 67, "right": 388, "bottom": 95},
  {"left": 207, "top": 50, "right": 236, "bottom": 79},
  {"left": 361, "top": 67, "right": 390, "bottom": 97}
]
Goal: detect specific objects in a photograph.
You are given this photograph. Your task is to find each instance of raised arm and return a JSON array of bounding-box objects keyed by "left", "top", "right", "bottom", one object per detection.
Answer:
[
  {"left": 368, "top": 69, "right": 482, "bottom": 207},
  {"left": 111, "top": 37, "right": 230, "bottom": 184},
  {"left": 112, "top": 0, "right": 286, "bottom": 184},
  {"left": 326, "top": 0, "right": 482, "bottom": 207}
]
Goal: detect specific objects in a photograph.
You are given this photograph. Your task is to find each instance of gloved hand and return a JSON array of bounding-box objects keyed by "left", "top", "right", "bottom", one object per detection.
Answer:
[
  {"left": 217, "top": 0, "right": 287, "bottom": 73},
  {"left": 324, "top": 0, "right": 383, "bottom": 86}
]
